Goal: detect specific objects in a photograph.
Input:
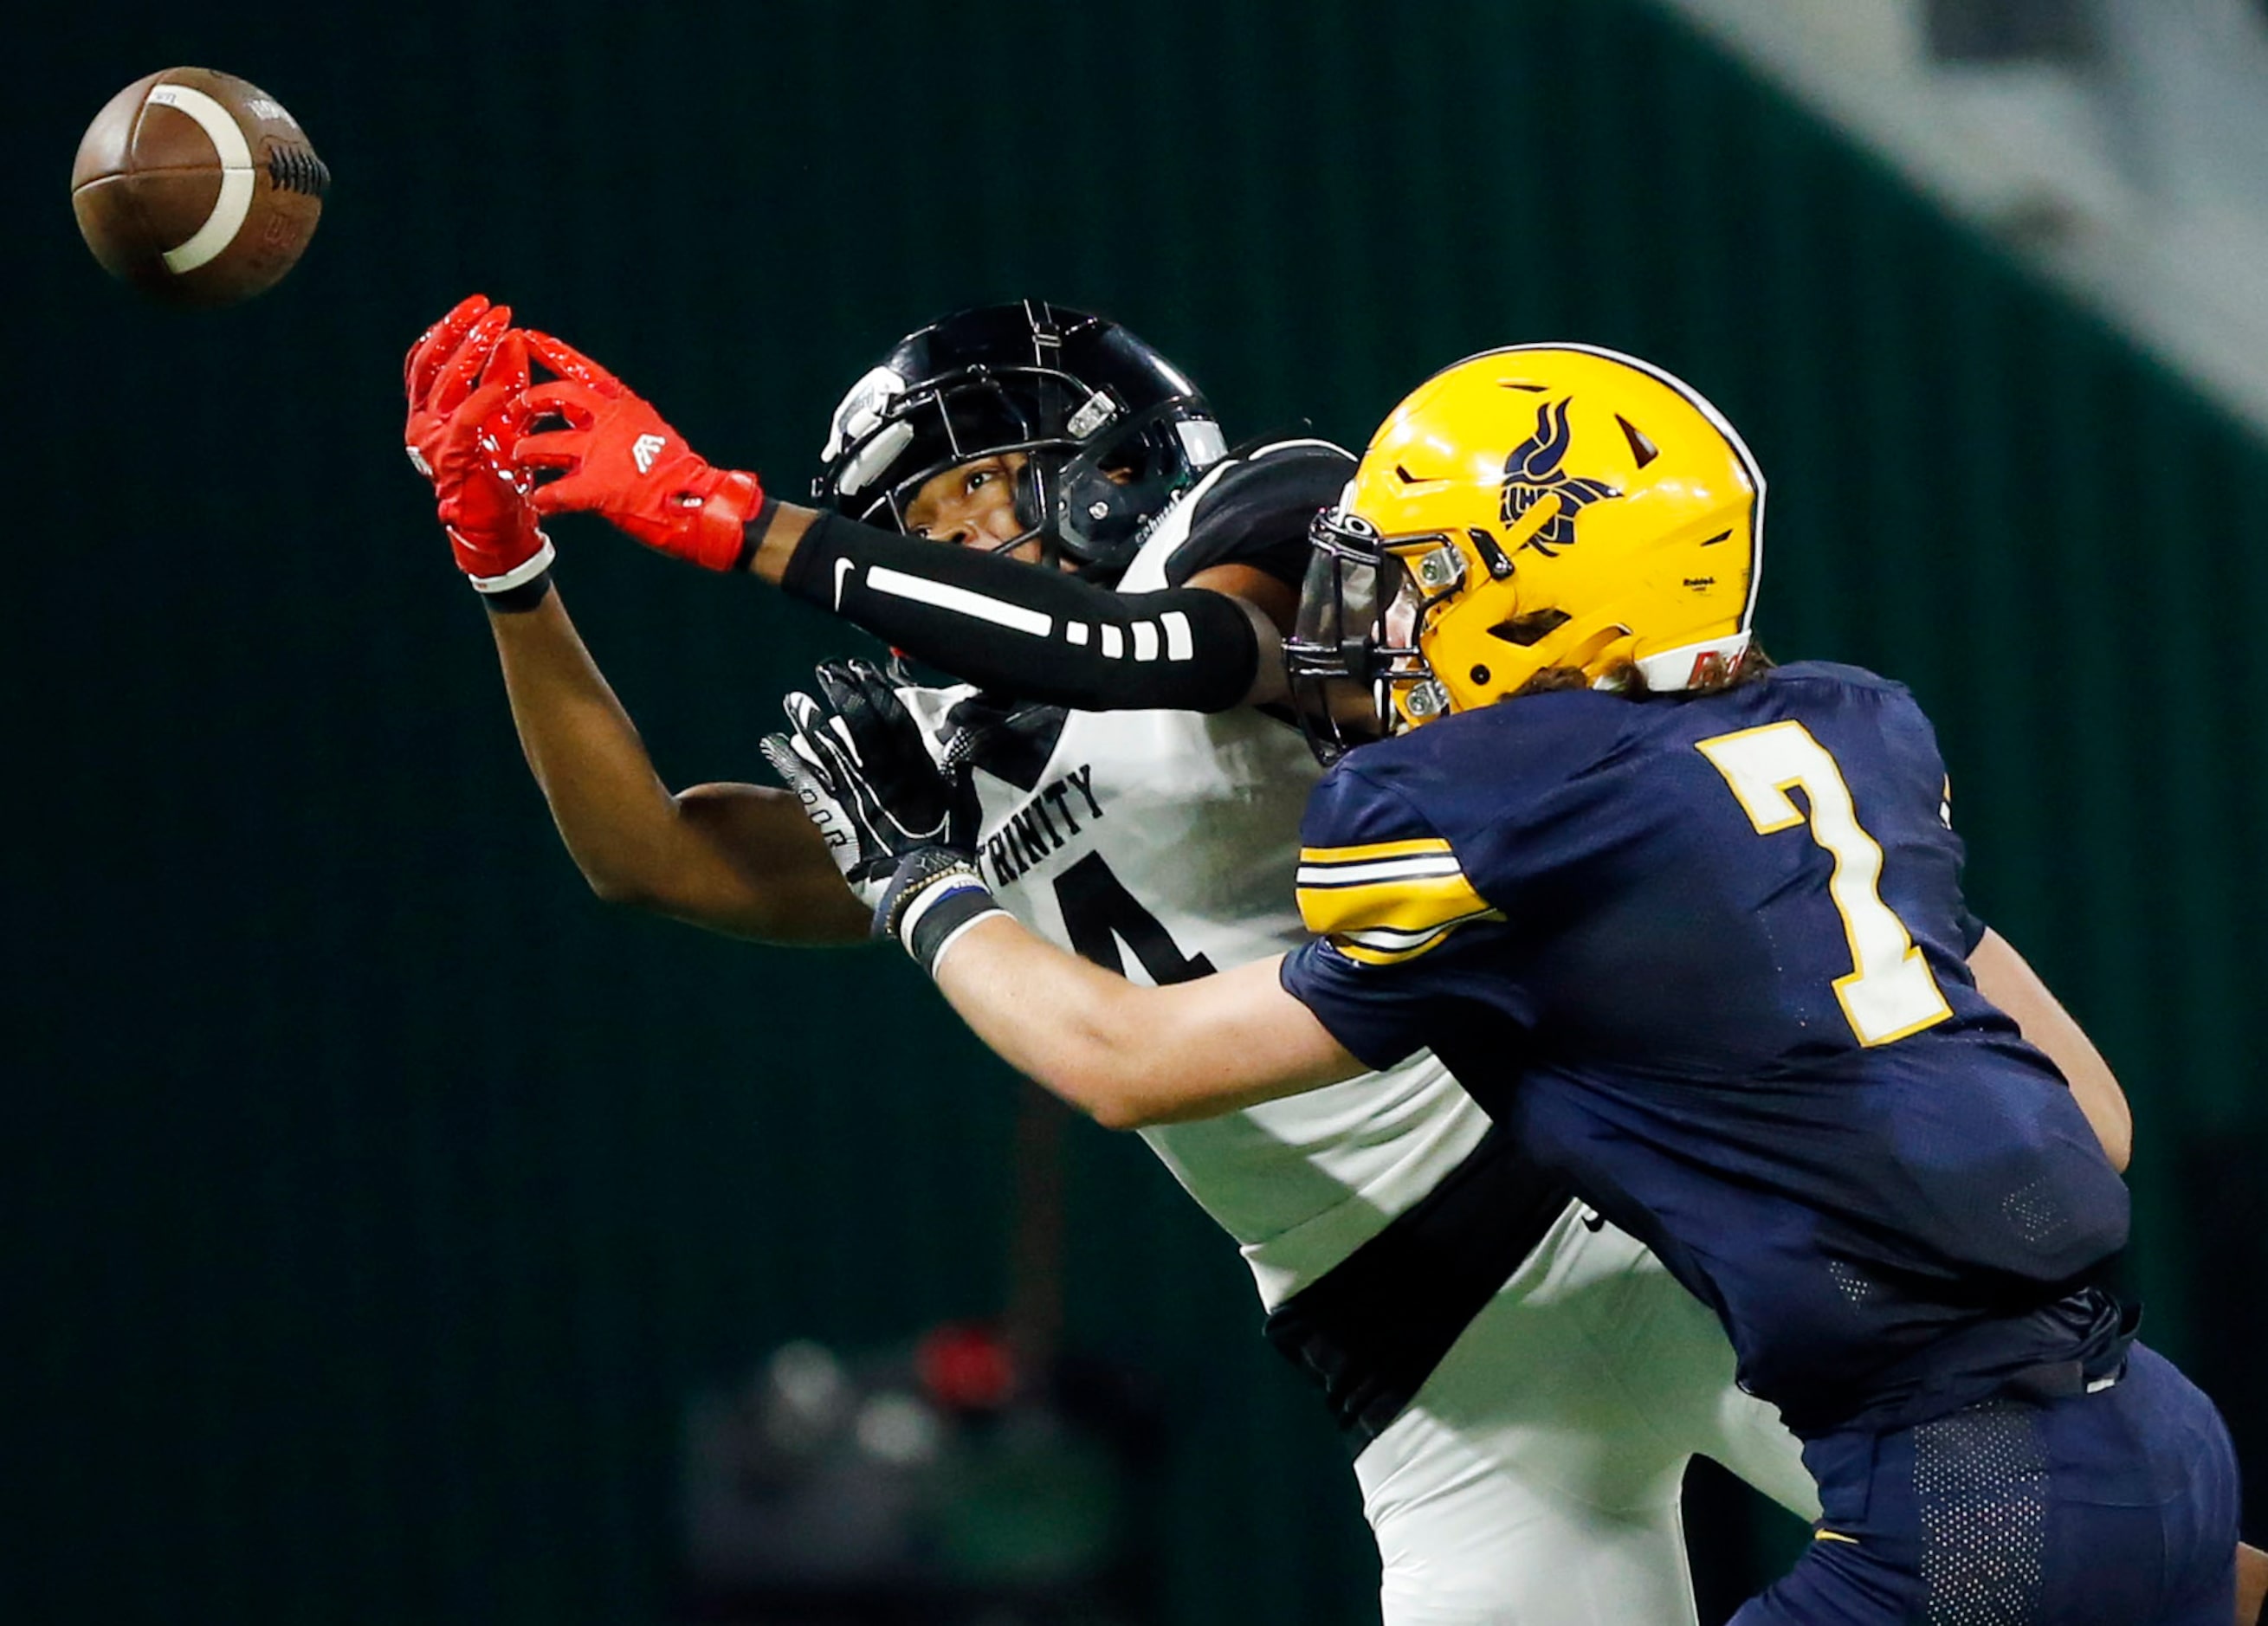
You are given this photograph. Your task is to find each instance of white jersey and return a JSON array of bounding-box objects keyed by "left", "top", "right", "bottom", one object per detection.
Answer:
[
  {"left": 899, "top": 455, "right": 1489, "bottom": 1309},
  {"left": 881, "top": 442, "right": 1818, "bottom": 1623}
]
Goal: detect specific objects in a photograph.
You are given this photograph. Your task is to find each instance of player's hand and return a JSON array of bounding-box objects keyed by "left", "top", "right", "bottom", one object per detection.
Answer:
[
  {"left": 404, "top": 294, "right": 511, "bottom": 485},
  {"left": 871, "top": 844, "right": 1003, "bottom": 972},
  {"left": 759, "top": 659, "right": 978, "bottom": 903},
  {"left": 428, "top": 328, "right": 555, "bottom": 595},
  {"left": 510, "top": 332, "right": 765, "bottom": 572}
]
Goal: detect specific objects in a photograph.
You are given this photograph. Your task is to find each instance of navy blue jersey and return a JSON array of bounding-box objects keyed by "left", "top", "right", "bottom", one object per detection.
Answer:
[{"left": 1279, "top": 662, "right": 2130, "bottom": 1436}]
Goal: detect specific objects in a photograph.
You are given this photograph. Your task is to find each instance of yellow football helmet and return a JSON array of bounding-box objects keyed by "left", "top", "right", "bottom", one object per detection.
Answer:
[{"left": 1287, "top": 345, "right": 1764, "bottom": 758}]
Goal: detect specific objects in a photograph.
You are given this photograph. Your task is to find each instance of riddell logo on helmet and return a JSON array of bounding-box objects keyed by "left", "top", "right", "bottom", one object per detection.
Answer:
[{"left": 1500, "top": 398, "right": 1620, "bottom": 558}]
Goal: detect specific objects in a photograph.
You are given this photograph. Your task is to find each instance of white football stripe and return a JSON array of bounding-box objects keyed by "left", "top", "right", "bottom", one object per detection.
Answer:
[
  {"left": 1162, "top": 610, "right": 1192, "bottom": 661},
  {"left": 1131, "top": 621, "right": 1160, "bottom": 661},
  {"left": 1101, "top": 625, "right": 1124, "bottom": 659},
  {"left": 146, "top": 84, "right": 257, "bottom": 274},
  {"left": 867, "top": 566, "right": 1051, "bottom": 636},
  {"left": 148, "top": 84, "right": 252, "bottom": 165}
]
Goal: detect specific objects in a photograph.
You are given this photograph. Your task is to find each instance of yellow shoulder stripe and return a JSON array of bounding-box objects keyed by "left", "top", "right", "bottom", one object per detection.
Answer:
[
  {"left": 1299, "top": 836, "right": 1456, "bottom": 866},
  {"left": 1300, "top": 871, "right": 1492, "bottom": 937},
  {"left": 1297, "top": 836, "right": 1498, "bottom": 964},
  {"left": 1327, "top": 915, "right": 1497, "bottom": 965}
]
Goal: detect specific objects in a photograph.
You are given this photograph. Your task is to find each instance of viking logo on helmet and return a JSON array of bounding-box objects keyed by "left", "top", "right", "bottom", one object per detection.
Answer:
[{"left": 1499, "top": 397, "right": 1620, "bottom": 558}]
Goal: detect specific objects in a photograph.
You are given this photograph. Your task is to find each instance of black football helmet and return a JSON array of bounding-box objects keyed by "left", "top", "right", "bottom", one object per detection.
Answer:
[{"left": 811, "top": 300, "right": 1227, "bottom": 578}]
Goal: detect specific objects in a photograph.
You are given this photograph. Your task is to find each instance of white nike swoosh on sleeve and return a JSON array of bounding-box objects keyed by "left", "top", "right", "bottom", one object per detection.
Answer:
[{"left": 834, "top": 557, "right": 856, "bottom": 610}]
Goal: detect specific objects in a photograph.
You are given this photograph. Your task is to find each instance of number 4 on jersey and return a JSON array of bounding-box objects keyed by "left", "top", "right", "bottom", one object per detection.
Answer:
[
  {"left": 1696, "top": 720, "right": 1953, "bottom": 1047},
  {"left": 1054, "top": 852, "right": 1217, "bottom": 986}
]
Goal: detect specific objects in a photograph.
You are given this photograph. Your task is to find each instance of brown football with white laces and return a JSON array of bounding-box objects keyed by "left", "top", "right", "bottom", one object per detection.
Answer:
[{"left": 70, "top": 68, "right": 328, "bottom": 307}]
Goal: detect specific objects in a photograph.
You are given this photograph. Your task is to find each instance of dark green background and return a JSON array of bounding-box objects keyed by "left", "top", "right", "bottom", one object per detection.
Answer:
[{"left": 13, "top": 3, "right": 2265, "bottom": 1622}]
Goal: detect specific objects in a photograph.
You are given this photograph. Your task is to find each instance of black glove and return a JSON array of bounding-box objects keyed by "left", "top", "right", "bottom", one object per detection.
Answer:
[
  {"left": 872, "top": 844, "right": 1005, "bottom": 973},
  {"left": 760, "top": 658, "right": 979, "bottom": 904}
]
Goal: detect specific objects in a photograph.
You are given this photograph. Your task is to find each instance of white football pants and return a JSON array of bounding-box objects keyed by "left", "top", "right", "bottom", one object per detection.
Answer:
[{"left": 1353, "top": 1202, "right": 1820, "bottom": 1626}]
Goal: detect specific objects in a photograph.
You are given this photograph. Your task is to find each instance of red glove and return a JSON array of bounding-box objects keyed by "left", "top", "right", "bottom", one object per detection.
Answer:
[
  {"left": 404, "top": 294, "right": 509, "bottom": 481},
  {"left": 436, "top": 335, "right": 555, "bottom": 592},
  {"left": 512, "top": 331, "right": 764, "bottom": 572},
  {"left": 403, "top": 296, "right": 553, "bottom": 594}
]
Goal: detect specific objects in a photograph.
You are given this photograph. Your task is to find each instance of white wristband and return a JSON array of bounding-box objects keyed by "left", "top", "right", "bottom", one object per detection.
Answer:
[{"left": 465, "top": 533, "right": 558, "bottom": 594}]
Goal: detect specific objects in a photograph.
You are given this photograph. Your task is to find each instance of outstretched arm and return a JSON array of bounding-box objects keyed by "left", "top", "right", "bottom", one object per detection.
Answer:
[
  {"left": 740, "top": 671, "right": 1360, "bottom": 1120},
  {"left": 925, "top": 914, "right": 1362, "bottom": 1128},
  {"left": 749, "top": 504, "right": 1292, "bottom": 712},
  {"left": 502, "top": 326, "right": 1318, "bottom": 712},
  {"left": 485, "top": 591, "right": 869, "bottom": 944},
  {"left": 403, "top": 296, "right": 868, "bottom": 947}
]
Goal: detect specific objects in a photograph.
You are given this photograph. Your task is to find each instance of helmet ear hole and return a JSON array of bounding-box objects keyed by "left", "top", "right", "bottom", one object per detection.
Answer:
[
  {"left": 1560, "top": 625, "right": 1632, "bottom": 671},
  {"left": 1616, "top": 414, "right": 1660, "bottom": 468},
  {"left": 1487, "top": 608, "right": 1570, "bottom": 647}
]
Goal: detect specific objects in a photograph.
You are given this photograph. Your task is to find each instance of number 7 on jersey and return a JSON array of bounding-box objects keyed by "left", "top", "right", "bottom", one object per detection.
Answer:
[{"left": 1696, "top": 720, "right": 1953, "bottom": 1047}]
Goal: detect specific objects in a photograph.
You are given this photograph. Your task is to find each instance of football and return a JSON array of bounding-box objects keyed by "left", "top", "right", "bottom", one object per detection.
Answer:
[{"left": 70, "top": 68, "right": 327, "bottom": 308}]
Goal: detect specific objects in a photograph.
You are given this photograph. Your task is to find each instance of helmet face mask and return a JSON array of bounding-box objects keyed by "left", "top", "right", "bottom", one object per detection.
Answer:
[
  {"left": 1285, "top": 510, "right": 1443, "bottom": 765},
  {"left": 813, "top": 301, "right": 1227, "bottom": 578},
  {"left": 1289, "top": 344, "right": 1766, "bottom": 765},
  {"left": 830, "top": 363, "right": 1094, "bottom": 557}
]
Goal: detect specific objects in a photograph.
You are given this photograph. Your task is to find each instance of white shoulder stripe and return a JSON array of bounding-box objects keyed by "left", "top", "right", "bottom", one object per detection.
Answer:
[
  {"left": 1296, "top": 854, "right": 1467, "bottom": 887},
  {"left": 1345, "top": 919, "right": 1472, "bottom": 951}
]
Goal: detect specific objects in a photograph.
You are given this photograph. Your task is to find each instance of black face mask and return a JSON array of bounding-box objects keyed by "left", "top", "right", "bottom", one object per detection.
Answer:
[
  {"left": 1283, "top": 509, "right": 1437, "bottom": 765},
  {"left": 811, "top": 301, "right": 1224, "bottom": 579}
]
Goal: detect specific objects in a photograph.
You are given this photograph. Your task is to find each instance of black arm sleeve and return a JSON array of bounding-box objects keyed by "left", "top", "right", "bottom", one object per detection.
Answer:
[{"left": 778, "top": 512, "right": 1261, "bottom": 713}]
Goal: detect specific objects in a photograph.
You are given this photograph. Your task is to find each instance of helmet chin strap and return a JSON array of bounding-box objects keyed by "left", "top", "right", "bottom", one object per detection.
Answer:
[
  {"left": 973, "top": 530, "right": 1119, "bottom": 583},
  {"left": 977, "top": 531, "right": 1069, "bottom": 574}
]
